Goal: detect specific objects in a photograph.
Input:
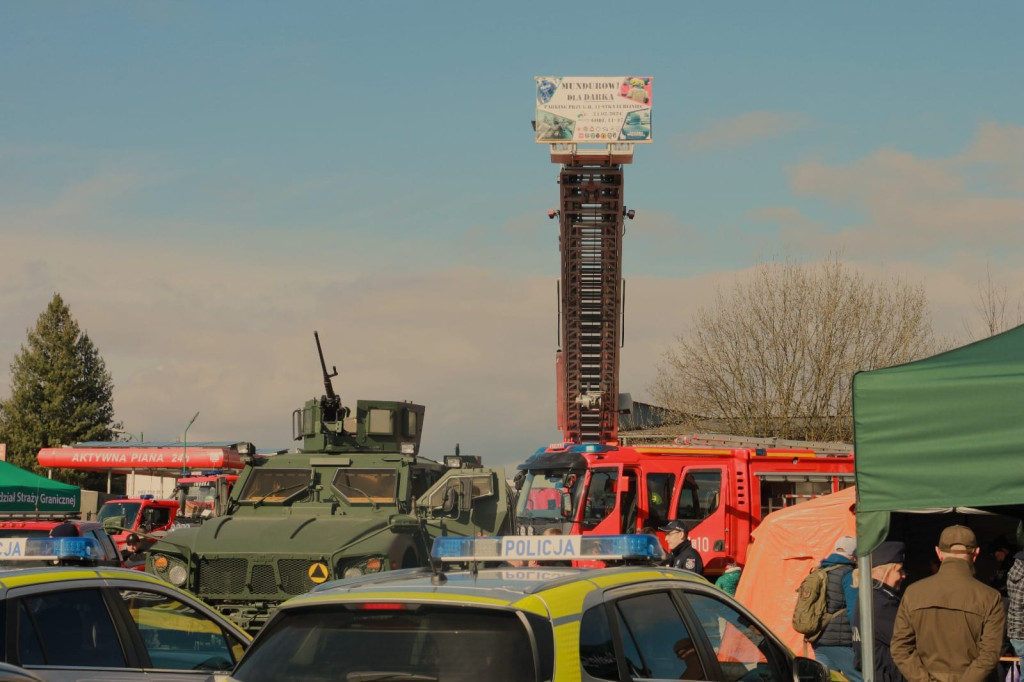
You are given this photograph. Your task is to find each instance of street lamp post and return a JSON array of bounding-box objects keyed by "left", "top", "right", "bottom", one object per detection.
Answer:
[{"left": 182, "top": 411, "right": 200, "bottom": 478}]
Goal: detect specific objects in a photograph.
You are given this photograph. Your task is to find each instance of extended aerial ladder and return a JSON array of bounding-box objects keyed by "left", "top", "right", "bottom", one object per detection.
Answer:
[{"left": 549, "top": 143, "right": 635, "bottom": 443}]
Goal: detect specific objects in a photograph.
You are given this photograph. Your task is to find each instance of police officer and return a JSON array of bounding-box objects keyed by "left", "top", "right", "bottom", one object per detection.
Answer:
[
  {"left": 660, "top": 520, "right": 704, "bottom": 576},
  {"left": 121, "top": 534, "right": 147, "bottom": 564}
]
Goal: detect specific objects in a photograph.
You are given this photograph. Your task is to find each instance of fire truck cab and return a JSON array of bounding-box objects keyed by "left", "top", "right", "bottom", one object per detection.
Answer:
[{"left": 514, "top": 434, "right": 854, "bottom": 576}]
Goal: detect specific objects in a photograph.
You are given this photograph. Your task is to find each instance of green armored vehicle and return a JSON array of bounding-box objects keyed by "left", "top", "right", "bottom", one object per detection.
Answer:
[{"left": 146, "top": 332, "right": 514, "bottom": 633}]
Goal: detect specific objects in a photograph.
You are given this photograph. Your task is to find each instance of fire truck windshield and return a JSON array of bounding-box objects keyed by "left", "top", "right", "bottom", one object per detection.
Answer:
[
  {"left": 98, "top": 502, "right": 141, "bottom": 526},
  {"left": 515, "top": 471, "right": 582, "bottom": 534}
]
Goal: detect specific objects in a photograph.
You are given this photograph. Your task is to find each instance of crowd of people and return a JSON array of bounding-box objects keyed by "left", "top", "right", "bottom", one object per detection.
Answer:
[{"left": 791, "top": 525, "right": 1016, "bottom": 682}]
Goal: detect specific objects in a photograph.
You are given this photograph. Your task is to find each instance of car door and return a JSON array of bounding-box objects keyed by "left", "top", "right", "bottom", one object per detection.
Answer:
[
  {"left": 105, "top": 582, "right": 249, "bottom": 679},
  {"left": 6, "top": 578, "right": 249, "bottom": 682},
  {"left": 7, "top": 583, "right": 144, "bottom": 681},
  {"left": 577, "top": 582, "right": 795, "bottom": 682}
]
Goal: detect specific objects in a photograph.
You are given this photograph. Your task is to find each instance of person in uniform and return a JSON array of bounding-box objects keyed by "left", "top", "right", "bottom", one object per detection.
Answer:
[
  {"left": 121, "top": 533, "right": 147, "bottom": 564},
  {"left": 660, "top": 520, "right": 704, "bottom": 576},
  {"left": 891, "top": 525, "right": 1005, "bottom": 682}
]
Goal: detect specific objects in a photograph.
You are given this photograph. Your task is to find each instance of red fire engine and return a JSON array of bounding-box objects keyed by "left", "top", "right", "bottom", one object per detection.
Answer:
[{"left": 514, "top": 434, "right": 854, "bottom": 575}]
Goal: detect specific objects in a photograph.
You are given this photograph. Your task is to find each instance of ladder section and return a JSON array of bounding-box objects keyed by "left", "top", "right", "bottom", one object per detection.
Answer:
[{"left": 558, "top": 163, "right": 624, "bottom": 443}]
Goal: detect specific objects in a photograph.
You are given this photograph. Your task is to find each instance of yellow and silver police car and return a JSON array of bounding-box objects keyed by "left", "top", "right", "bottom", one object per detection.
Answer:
[
  {"left": 227, "top": 535, "right": 830, "bottom": 682},
  {"left": 0, "top": 535, "right": 251, "bottom": 681}
]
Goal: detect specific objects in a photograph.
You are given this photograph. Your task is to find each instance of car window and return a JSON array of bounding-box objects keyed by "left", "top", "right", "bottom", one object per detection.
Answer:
[
  {"left": 231, "top": 605, "right": 538, "bottom": 682},
  {"left": 119, "top": 589, "right": 242, "bottom": 672},
  {"left": 685, "top": 591, "right": 789, "bottom": 682},
  {"left": 581, "top": 591, "right": 707, "bottom": 680},
  {"left": 15, "top": 588, "right": 126, "bottom": 668}
]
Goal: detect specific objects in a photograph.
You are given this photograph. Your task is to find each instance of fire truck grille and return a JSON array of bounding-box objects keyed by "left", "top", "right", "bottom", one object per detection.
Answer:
[
  {"left": 280, "top": 559, "right": 318, "bottom": 595},
  {"left": 198, "top": 558, "right": 247, "bottom": 594}
]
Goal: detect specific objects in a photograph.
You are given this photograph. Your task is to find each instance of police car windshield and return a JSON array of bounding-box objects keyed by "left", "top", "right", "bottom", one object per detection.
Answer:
[{"left": 232, "top": 606, "right": 544, "bottom": 682}]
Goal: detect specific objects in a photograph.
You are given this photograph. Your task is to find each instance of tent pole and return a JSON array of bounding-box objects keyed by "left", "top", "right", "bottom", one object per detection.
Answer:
[{"left": 857, "top": 553, "right": 875, "bottom": 682}]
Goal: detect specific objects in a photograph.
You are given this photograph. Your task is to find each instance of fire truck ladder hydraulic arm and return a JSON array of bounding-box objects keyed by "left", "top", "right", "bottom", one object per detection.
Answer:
[{"left": 553, "top": 145, "right": 631, "bottom": 444}]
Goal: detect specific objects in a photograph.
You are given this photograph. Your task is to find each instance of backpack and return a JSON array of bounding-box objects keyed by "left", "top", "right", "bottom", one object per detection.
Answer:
[{"left": 792, "top": 565, "right": 843, "bottom": 641}]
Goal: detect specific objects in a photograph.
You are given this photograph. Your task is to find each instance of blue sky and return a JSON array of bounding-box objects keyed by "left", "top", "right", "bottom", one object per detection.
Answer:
[{"left": 2, "top": 2, "right": 1022, "bottom": 473}]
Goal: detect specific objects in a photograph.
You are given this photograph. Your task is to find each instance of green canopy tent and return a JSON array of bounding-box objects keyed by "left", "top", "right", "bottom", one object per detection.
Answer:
[
  {"left": 852, "top": 323, "right": 1024, "bottom": 682},
  {"left": 853, "top": 323, "right": 1024, "bottom": 554},
  {"left": 0, "top": 460, "right": 80, "bottom": 515}
]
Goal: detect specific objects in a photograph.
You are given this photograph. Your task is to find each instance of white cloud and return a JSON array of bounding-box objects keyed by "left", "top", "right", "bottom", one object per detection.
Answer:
[{"left": 673, "top": 111, "right": 813, "bottom": 154}]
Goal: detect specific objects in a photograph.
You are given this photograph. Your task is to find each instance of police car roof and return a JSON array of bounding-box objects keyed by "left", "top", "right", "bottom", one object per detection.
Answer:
[
  {"left": 0, "top": 566, "right": 169, "bottom": 598},
  {"left": 287, "top": 563, "right": 709, "bottom": 612}
]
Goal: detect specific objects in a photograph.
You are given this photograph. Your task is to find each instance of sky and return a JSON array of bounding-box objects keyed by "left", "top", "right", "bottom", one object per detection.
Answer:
[{"left": 2, "top": 2, "right": 1022, "bottom": 475}]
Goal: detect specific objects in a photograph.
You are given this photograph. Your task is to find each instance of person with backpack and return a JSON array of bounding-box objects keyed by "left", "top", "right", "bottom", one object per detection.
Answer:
[{"left": 794, "top": 535, "right": 862, "bottom": 682}]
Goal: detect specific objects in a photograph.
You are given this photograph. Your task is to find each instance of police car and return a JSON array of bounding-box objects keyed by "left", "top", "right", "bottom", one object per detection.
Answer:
[
  {"left": 227, "top": 535, "right": 830, "bottom": 682},
  {"left": 0, "top": 535, "right": 251, "bottom": 681}
]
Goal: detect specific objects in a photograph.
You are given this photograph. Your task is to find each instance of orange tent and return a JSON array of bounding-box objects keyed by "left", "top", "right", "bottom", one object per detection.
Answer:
[{"left": 733, "top": 486, "right": 857, "bottom": 656}]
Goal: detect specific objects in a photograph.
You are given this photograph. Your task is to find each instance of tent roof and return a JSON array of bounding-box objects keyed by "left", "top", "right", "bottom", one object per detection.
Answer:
[
  {"left": 852, "top": 323, "right": 1024, "bottom": 552},
  {"left": 0, "top": 460, "right": 80, "bottom": 514}
]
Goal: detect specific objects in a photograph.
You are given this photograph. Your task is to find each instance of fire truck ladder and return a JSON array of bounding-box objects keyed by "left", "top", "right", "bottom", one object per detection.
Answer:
[
  {"left": 554, "top": 145, "right": 631, "bottom": 443},
  {"left": 674, "top": 433, "right": 853, "bottom": 456}
]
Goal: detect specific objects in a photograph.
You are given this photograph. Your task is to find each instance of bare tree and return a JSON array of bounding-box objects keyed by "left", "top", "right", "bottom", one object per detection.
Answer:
[
  {"left": 963, "top": 263, "right": 1023, "bottom": 340},
  {"left": 651, "top": 257, "right": 937, "bottom": 442}
]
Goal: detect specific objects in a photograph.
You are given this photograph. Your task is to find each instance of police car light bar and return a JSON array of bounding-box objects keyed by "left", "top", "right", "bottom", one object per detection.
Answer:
[
  {"left": 0, "top": 537, "right": 104, "bottom": 562},
  {"left": 430, "top": 534, "right": 666, "bottom": 564}
]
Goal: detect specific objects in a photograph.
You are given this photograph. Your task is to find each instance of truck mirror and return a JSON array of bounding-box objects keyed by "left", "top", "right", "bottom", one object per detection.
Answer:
[
  {"left": 513, "top": 470, "right": 525, "bottom": 491},
  {"left": 560, "top": 493, "right": 572, "bottom": 519},
  {"left": 441, "top": 487, "right": 458, "bottom": 516}
]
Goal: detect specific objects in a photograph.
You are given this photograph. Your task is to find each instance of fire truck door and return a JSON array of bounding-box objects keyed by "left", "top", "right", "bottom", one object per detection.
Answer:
[
  {"left": 670, "top": 467, "right": 726, "bottom": 573},
  {"left": 578, "top": 466, "right": 625, "bottom": 533}
]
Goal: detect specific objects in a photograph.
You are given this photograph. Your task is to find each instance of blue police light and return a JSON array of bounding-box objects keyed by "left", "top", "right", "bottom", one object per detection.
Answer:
[
  {"left": 0, "top": 537, "right": 104, "bottom": 562},
  {"left": 430, "top": 534, "right": 666, "bottom": 564},
  {"left": 140, "top": 494, "right": 155, "bottom": 499}
]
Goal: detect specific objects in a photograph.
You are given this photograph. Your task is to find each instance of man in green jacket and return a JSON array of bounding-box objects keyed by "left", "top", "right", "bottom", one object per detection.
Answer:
[{"left": 890, "top": 525, "right": 1005, "bottom": 682}]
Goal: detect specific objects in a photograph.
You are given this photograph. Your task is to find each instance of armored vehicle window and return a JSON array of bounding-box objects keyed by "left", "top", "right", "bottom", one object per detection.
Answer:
[
  {"left": 367, "top": 408, "right": 394, "bottom": 435},
  {"left": 332, "top": 469, "right": 398, "bottom": 504},
  {"left": 239, "top": 469, "right": 314, "bottom": 503},
  {"left": 404, "top": 408, "right": 418, "bottom": 437},
  {"left": 422, "top": 474, "right": 495, "bottom": 509}
]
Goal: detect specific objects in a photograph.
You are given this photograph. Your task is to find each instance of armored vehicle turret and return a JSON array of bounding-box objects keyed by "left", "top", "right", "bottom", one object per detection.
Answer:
[{"left": 146, "top": 332, "right": 514, "bottom": 633}]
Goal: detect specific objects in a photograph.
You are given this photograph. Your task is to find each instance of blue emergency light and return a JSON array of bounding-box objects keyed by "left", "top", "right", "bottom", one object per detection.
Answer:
[
  {"left": 430, "top": 534, "right": 666, "bottom": 564},
  {"left": 0, "top": 537, "right": 104, "bottom": 562}
]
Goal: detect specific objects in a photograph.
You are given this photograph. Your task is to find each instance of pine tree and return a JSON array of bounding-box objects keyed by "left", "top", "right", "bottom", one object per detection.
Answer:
[{"left": 0, "top": 293, "right": 120, "bottom": 485}]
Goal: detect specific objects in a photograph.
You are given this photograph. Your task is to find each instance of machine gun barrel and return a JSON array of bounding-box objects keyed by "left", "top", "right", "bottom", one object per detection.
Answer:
[{"left": 314, "top": 331, "right": 339, "bottom": 401}]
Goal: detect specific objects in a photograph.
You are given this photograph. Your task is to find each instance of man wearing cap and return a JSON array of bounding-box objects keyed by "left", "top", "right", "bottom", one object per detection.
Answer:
[
  {"left": 121, "top": 533, "right": 147, "bottom": 564},
  {"left": 812, "top": 535, "right": 862, "bottom": 682},
  {"left": 852, "top": 541, "right": 907, "bottom": 682},
  {"left": 660, "top": 520, "right": 704, "bottom": 576},
  {"left": 891, "top": 525, "right": 1005, "bottom": 682}
]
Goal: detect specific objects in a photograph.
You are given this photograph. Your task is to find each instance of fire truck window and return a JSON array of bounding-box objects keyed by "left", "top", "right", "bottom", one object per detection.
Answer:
[
  {"left": 620, "top": 471, "right": 638, "bottom": 533},
  {"left": 646, "top": 473, "right": 675, "bottom": 528},
  {"left": 583, "top": 471, "right": 619, "bottom": 527},
  {"left": 675, "top": 471, "right": 722, "bottom": 523},
  {"left": 147, "top": 507, "right": 171, "bottom": 528},
  {"left": 758, "top": 475, "right": 834, "bottom": 517}
]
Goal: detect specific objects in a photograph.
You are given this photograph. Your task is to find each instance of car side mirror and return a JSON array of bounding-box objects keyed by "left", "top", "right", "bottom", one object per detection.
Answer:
[{"left": 794, "top": 656, "right": 830, "bottom": 682}]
